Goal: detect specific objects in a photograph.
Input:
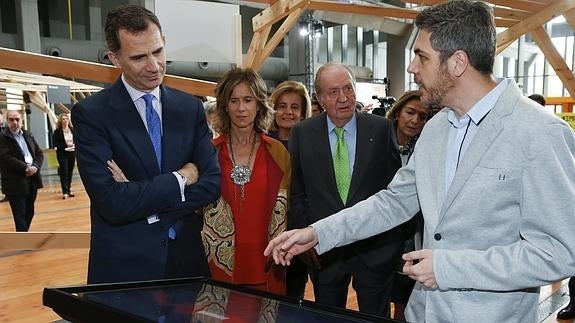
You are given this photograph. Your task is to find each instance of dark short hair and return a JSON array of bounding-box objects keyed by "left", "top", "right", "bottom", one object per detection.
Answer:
[
  {"left": 105, "top": 5, "right": 162, "bottom": 52},
  {"left": 528, "top": 94, "right": 546, "bottom": 106},
  {"left": 415, "top": 0, "right": 495, "bottom": 75}
]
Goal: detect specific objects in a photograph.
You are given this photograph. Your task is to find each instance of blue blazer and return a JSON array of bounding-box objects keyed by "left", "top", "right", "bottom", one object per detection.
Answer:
[{"left": 72, "top": 79, "right": 220, "bottom": 284}]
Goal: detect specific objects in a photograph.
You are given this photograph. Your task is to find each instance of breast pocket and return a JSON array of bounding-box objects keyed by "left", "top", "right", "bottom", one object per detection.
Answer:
[{"left": 467, "top": 166, "right": 521, "bottom": 219}]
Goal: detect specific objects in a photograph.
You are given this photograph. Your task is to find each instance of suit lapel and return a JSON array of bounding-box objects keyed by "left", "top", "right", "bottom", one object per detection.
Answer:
[
  {"left": 347, "top": 113, "right": 369, "bottom": 203},
  {"left": 432, "top": 111, "right": 449, "bottom": 211},
  {"left": 439, "top": 82, "right": 517, "bottom": 222},
  {"left": 313, "top": 115, "right": 341, "bottom": 204},
  {"left": 159, "top": 86, "right": 184, "bottom": 172},
  {"left": 110, "top": 80, "right": 159, "bottom": 176}
]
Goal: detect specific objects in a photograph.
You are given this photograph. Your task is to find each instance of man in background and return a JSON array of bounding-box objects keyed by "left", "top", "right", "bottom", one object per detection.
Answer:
[
  {"left": 288, "top": 63, "right": 402, "bottom": 317},
  {"left": 72, "top": 4, "right": 220, "bottom": 284},
  {"left": 0, "top": 110, "right": 43, "bottom": 231},
  {"left": 0, "top": 112, "right": 7, "bottom": 203},
  {"left": 528, "top": 93, "right": 546, "bottom": 106}
]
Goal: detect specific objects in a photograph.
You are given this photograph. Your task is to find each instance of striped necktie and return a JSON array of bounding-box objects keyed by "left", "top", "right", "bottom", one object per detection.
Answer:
[{"left": 142, "top": 94, "right": 162, "bottom": 170}]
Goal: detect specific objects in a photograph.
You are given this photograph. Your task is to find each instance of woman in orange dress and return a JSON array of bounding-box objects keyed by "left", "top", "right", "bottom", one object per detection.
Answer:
[{"left": 202, "top": 67, "right": 290, "bottom": 295}]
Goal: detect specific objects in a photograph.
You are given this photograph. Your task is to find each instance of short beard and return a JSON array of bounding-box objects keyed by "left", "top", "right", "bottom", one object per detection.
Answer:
[{"left": 420, "top": 65, "right": 453, "bottom": 107}]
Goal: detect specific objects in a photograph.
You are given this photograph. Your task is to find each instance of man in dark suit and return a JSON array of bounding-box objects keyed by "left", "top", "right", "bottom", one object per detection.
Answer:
[
  {"left": 0, "top": 111, "right": 7, "bottom": 203},
  {"left": 0, "top": 110, "right": 44, "bottom": 232},
  {"left": 72, "top": 5, "right": 220, "bottom": 284},
  {"left": 288, "top": 63, "right": 402, "bottom": 317}
]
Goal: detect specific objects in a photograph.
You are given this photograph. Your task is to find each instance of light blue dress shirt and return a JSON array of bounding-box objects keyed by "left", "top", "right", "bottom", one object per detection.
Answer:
[
  {"left": 10, "top": 129, "right": 33, "bottom": 165},
  {"left": 445, "top": 78, "right": 508, "bottom": 191}
]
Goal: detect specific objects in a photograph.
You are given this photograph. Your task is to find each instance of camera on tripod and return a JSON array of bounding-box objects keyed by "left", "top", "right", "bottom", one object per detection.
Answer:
[{"left": 371, "top": 95, "right": 396, "bottom": 116}]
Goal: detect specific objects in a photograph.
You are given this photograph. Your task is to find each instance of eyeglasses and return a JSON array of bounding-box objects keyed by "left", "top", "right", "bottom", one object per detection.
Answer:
[{"left": 325, "top": 85, "right": 355, "bottom": 99}]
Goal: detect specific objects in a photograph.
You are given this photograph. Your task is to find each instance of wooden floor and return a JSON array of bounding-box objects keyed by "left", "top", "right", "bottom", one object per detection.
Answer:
[{"left": 0, "top": 171, "right": 571, "bottom": 322}]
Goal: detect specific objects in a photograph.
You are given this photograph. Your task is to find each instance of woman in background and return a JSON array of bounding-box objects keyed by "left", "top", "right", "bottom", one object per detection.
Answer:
[
  {"left": 52, "top": 113, "right": 76, "bottom": 199},
  {"left": 268, "top": 80, "right": 311, "bottom": 298},
  {"left": 203, "top": 67, "right": 291, "bottom": 295},
  {"left": 268, "top": 81, "right": 311, "bottom": 149},
  {"left": 386, "top": 90, "right": 430, "bottom": 321}
]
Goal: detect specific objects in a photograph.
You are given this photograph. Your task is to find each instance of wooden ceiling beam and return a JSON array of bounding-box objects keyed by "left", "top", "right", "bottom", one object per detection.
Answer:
[
  {"left": 309, "top": 0, "right": 417, "bottom": 19},
  {"left": 253, "top": 0, "right": 310, "bottom": 32},
  {"left": 563, "top": 7, "right": 575, "bottom": 31},
  {"left": 246, "top": 0, "right": 310, "bottom": 70},
  {"left": 496, "top": 0, "right": 575, "bottom": 54},
  {"left": 0, "top": 47, "right": 216, "bottom": 97},
  {"left": 253, "top": 7, "right": 304, "bottom": 70},
  {"left": 243, "top": 26, "right": 272, "bottom": 69},
  {"left": 493, "top": 6, "right": 530, "bottom": 20},
  {"left": 530, "top": 26, "right": 575, "bottom": 98},
  {"left": 484, "top": 0, "right": 545, "bottom": 11}
]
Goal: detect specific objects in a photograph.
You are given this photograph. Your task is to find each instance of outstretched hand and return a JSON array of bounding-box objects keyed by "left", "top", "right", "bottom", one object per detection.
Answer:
[{"left": 263, "top": 226, "right": 319, "bottom": 266}]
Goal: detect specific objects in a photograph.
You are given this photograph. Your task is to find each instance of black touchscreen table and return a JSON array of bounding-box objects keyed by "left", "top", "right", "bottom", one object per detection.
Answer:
[{"left": 43, "top": 277, "right": 393, "bottom": 322}]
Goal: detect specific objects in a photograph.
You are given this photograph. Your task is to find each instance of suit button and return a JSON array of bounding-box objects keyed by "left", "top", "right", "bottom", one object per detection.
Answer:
[
  {"left": 161, "top": 239, "right": 168, "bottom": 246},
  {"left": 434, "top": 233, "right": 442, "bottom": 241}
]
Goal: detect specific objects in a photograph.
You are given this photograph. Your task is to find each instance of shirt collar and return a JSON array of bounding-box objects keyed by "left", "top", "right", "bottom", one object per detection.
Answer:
[
  {"left": 327, "top": 111, "right": 357, "bottom": 134},
  {"left": 447, "top": 78, "right": 507, "bottom": 127},
  {"left": 121, "top": 74, "right": 161, "bottom": 103},
  {"left": 10, "top": 128, "right": 22, "bottom": 136}
]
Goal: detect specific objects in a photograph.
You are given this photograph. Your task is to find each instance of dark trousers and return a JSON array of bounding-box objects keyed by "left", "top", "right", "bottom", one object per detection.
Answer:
[
  {"left": 569, "top": 277, "right": 575, "bottom": 299},
  {"left": 310, "top": 253, "right": 394, "bottom": 318},
  {"left": 7, "top": 186, "right": 38, "bottom": 232},
  {"left": 286, "top": 256, "right": 309, "bottom": 298},
  {"left": 57, "top": 151, "right": 75, "bottom": 194}
]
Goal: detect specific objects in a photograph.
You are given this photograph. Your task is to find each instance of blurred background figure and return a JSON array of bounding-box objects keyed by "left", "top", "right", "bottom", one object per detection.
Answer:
[
  {"left": 52, "top": 113, "right": 76, "bottom": 199},
  {"left": 387, "top": 90, "right": 430, "bottom": 162},
  {"left": 386, "top": 90, "right": 430, "bottom": 320},
  {"left": 528, "top": 93, "right": 546, "bottom": 107},
  {"left": 268, "top": 80, "right": 311, "bottom": 148},
  {"left": 371, "top": 95, "right": 396, "bottom": 117},
  {"left": 429, "top": 104, "right": 443, "bottom": 117},
  {"left": 0, "top": 110, "right": 44, "bottom": 232},
  {"left": 203, "top": 67, "right": 291, "bottom": 295},
  {"left": 268, "top": 80, "right": 311, "bottom": 298},
  {"left": 203, "top": 99, "right": 218, "bottom": 138},
  {"left": 310, "top": 97, "right": 324, "bottom": 117},
  {"left": 0, "top": 111, "right": 6, "bottom": 203},
  {"left": 558, "top": 278, "right": 575, "bottom": 319}
]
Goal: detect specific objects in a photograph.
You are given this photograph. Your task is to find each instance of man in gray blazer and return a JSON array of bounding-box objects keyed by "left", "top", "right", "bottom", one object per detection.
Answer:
[{"left": 265, "top": 1, "right": 575, "bottom": 322}]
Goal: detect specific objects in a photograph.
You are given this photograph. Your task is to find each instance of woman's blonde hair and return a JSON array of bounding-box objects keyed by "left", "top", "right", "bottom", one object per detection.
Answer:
[
  {"left": 56, "top": 113, "right": 72, "bottom": 129},
  {"left": 212, "top": 67, "right": 273, "bottom": 135}
]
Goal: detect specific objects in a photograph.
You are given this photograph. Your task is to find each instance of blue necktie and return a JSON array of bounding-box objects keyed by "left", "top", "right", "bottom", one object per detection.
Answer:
[{"left": 142, "top": 94, "right": 162, "bottom": 170}]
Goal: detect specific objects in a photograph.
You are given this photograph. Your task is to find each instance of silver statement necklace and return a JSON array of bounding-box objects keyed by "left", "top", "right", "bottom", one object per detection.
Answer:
[{"left": 229, "top": 132, "right": 257, "bottom": 200}]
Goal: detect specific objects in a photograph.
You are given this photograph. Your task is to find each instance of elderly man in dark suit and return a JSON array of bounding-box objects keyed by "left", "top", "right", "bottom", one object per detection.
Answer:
[
  {"left": 288, "top": 63, "right": 402, "bottom": 317},
  {"left": 0, "top": 110, "right": 44, "bottom": 231},
  {"left": 72, "top": 5, "right": 220, "bottom": 284}
]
